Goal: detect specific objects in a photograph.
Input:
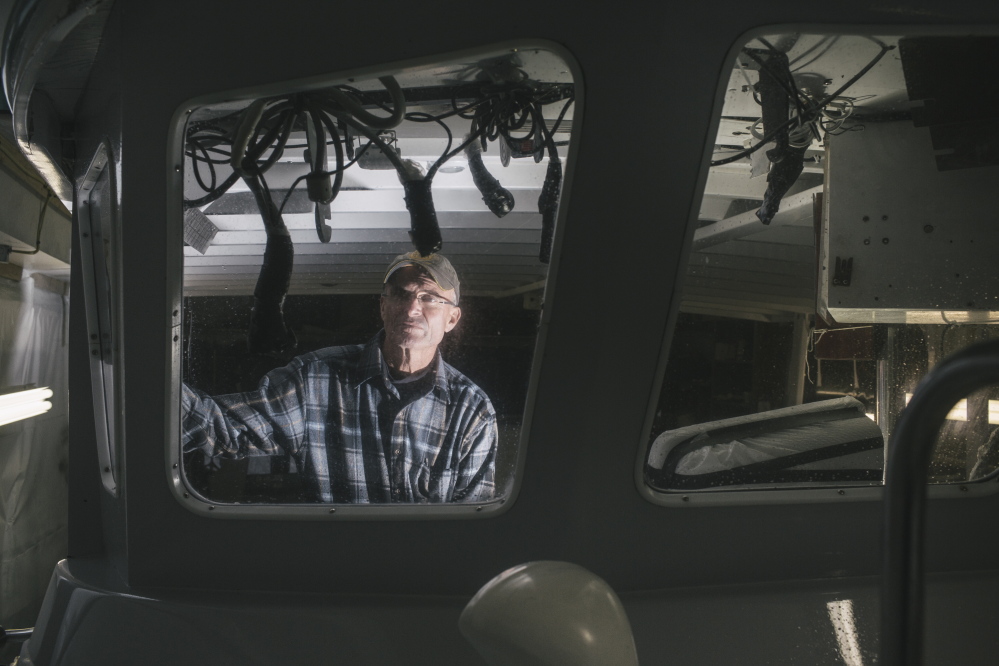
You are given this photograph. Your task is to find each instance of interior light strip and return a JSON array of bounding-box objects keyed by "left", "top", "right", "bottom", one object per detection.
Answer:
[
  {"left": 989, "top": 400, "right": 999, "bottom": 426},
  {"left": 0, "top": 387, "right": 54, "bottom": 427}
]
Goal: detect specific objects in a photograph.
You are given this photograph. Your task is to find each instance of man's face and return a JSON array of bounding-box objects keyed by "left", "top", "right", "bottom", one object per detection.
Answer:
[{"left": 380, "top": 266, "right": 461, "bottom": 353}]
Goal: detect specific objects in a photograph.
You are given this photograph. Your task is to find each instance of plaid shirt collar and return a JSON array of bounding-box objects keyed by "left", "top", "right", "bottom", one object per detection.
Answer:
[{"left": 355, "top": 331, "right": 452, "bottom": 403}]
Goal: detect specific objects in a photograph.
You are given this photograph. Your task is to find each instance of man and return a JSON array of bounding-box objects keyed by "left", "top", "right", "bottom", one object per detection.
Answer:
[{"left": 181, "top": 252, "right": 497, "bottom": 503}]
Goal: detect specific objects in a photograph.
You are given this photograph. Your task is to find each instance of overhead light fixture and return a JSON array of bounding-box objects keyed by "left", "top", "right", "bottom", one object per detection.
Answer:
[{"left": 0, "top": 387, "right": 54, "bottom": 427}]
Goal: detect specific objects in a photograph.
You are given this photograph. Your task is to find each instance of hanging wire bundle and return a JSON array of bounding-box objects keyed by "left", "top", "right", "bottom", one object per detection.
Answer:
[
  {"left": 182, "top": 72, "right": 573, "bottom": 354},
  {"left": 746, "top": 88, "right": 865, "bottom": 151},
  {"left": 711, "top": 36, "right": 892, "bottom": 168},
  {"left": 456, "top": 77, "right": 574, "bottom": 262},
  {"left": 183, "top": 75, "right": 574, "bottom": 255},
  {"left": 708, "top": 37, "right": 892, "bottom": 225}
]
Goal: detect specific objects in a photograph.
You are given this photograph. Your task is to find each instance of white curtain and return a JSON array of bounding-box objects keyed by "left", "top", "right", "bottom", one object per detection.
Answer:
[{"left": 0, "top": 274, "right": 69, "bottom": 628}]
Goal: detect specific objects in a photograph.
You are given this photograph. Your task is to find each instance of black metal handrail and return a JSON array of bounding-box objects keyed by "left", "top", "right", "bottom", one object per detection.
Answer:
[
  {"left": 882, "top": 338, "right": 999, "bottom": 666},
  {"left": 0, "top": 625, "right": 33, "bottom": 645}
]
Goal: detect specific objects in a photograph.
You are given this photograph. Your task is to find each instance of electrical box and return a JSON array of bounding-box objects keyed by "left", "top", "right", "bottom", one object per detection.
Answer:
[{"left": 818, "top": 120, "right": 999, "bottom": 323}]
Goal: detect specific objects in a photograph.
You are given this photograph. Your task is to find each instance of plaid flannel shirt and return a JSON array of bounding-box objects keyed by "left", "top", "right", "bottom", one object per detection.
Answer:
[{"left": 181, "top": 333, "right": 497, "bottom": 503}]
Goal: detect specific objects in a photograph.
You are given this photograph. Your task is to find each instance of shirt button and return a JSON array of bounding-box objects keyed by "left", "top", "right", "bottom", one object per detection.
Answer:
[{"left": 394, "top": 449, "right": 400, "bottom": 455}]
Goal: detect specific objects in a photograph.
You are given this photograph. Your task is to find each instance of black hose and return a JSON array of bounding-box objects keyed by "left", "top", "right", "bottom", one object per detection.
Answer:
[
  {"left": 537, "top": 160, "right": 561, "bottom": 264},
  {"left": 533, "top": 104, "right": 562, "bottom": 264},
  {"left": 248, "top": 233, "right": 297, "bottom": 355},
  {"left": 314, "top": 108, "right": 347, "bottom": 204},
  {"left": 466, "top": 136, "right": 514, "bottom": 217},
  {"left": 253, "top": 109, "right": 296, "bottom": 174},
  {"left": 184, "top": 171, "right": 240, "bottom": 209},
  {"left": 244, "top": 173, "right": 296, "bottom": 354},
  {"left": 402, "top": 178, "right": 442, "bottom": 256},
  {"left": 184, "top": 108, "right": 294, "bottom": 209},
  {"left": 327, "top": 76, "right": 405, "bottom": 129}
]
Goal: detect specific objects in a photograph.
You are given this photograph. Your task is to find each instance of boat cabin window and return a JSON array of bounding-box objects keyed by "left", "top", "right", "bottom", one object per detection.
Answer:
[
  {"left": 644, "top": 32, "right": 999, "bottom": 498},
  {"left": 173, "top": 47, "right": 576, "bottom": 514}
]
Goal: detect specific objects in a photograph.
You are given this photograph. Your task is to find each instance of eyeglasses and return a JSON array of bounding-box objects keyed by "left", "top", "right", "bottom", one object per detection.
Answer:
[{"left": 382, "top": 287, "right": 456, "bottom": 308}]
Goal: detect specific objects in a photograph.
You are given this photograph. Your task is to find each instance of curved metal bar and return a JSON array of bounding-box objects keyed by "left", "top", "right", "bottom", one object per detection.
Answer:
[
  {"left": 882, "top": 338, "right": 999, "bottom": 666},
  {"left": 0, "top": 626, "right": 33, "bottom": 643},
  {"left": 2, "top": 0, "right": 108, "bottom": 201}
]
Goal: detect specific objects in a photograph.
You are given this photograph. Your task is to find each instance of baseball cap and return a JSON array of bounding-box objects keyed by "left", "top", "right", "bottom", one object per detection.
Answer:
[{"left": 384, "top": 251, "right": 461, "bottom": 304}]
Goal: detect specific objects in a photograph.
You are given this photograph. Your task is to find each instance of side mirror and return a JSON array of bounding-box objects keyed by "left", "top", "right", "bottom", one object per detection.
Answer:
[{"left": 459, "top": 561, "right": 640, "bottom": 666}]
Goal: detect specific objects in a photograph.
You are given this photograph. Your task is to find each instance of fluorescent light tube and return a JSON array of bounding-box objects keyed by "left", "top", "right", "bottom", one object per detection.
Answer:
[{"left": 0, "top": 387, "right": 54, "bottom": 427}]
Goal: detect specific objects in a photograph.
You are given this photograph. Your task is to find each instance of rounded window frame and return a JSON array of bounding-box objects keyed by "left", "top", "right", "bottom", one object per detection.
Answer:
[
  {"left": 165, "top": 40, "right": 584, "bottom": 520},
  {"left": 636, "top": 24, "right": 999, "bottom": 508}
]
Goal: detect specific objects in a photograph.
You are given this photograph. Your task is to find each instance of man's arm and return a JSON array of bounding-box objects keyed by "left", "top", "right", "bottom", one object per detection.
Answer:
[
  {"left": 451, "top": 403, "right": 499, "bottom": 502},
  {"left": 181, "top": 359, "right": 309, "bottom": 465}
]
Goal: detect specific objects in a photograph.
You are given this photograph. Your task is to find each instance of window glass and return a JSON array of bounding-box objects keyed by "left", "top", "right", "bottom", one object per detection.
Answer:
[
  {"left": 178, "top": 47, "right": 575, "bottom": 507},
  {"left": 645, "top": 33, "right": 999, "bottom": 494}
]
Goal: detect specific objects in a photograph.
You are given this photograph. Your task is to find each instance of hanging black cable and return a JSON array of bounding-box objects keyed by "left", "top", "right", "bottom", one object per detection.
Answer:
[
  {"left": 742, "top": 48, "right": 808, "bottom": 121},
  {"left": 184, "top": 104, "right": 295, "bottom": 210},
  {"left": 253, "top": 108, "right": 297, "bottom": 174},
  {"left": 278, "top": 139, "right": 374, "bottom": 215},
  {"left": 189, "top": 140, "right": 216, "bottom": 192},
  {"left": 319, "top": 99, "right": 408, "bottom": 171},
  {"left": 533, "top": 103, "right": 563, "bottom": 264},
  {"left": 304, "top": 103, "right": 335, "bottom": 242},
  {"left": 752, "top": 48, "right": 806, "bottom": 224},
  {"left": 244, "top": 171, "right": 296, "bottom": 355},
  {"left": 215, "top": 99, "right": 301, "bottom": 355},
  {"left": 184, "top": 171, "right": 241, "bottom": 209},
  {"left": 327, "top": 76, "right": 406, "bottom": 129},
  {"left": 411, "top": 111, "right": 454, "bottom": 182},
  {"left": 318, "top": 98, "right": 445, "bottom": 256},
  {"left": 465, "top": 132, "right": 514, "bottom": 217}
]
